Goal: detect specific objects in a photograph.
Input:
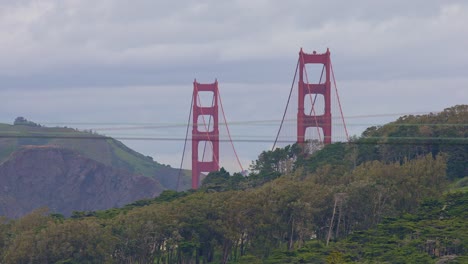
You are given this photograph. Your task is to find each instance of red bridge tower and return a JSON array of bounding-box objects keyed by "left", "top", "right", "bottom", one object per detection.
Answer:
[
  {"left": 298, "top": 48, "right": 332, "bottom": 145},
  {"left": 191, "top": 80, "right": 220, "bottom": 189}
]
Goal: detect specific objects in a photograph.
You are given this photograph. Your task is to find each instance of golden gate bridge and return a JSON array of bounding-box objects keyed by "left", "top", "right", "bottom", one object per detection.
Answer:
[{"left": 179, "top": 48, "right": 349, "bottom": 189}]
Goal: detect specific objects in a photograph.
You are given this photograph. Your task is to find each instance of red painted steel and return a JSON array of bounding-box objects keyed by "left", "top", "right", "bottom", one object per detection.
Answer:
[
  {"left": 298, "top": 48, "right": 332, "bottom": 145},
  {"left": 192, "top": 80, "right": 220, "bottom": 189}
]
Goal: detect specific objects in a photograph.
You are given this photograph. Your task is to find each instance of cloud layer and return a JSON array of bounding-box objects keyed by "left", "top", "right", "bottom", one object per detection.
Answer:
[
  {"left": 0, "top": 0, "right": 467, "bottom": 171},
  {"left": 1, "top": 0, "right": 467, "bottom": 85}
]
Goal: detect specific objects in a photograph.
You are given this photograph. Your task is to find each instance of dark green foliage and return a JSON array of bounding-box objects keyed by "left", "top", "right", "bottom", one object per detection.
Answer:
[
  {"left": 154, "top": 189, "right": 191, "bottom": 203},
  {"left": 200, "top": 168, "right": 249, "bottom": 192},
  {"left": 265, "top": 192, "right": 467, "bottom": 263},
  {"left": 0, "top": 105, "right": 466, "bottom": 263},
  {"left": 353, "top": 105, "right": 467, "bottom": 179},
  {"left": 199, "top": 163, "right": 286, "bottom": 192},
  {"left": 201, "top": 167, "right": 232, "bottom": 191},
  {"left": 301, "top": 142, "right": 352, "bottom": 174},
  {"left": 13, "top": 116, "right": 41, "bottom": 127},
  {"left": 250, "top": 144, "right": 301, "bottom": 174},
  {"left": 0, "top": 157, "right": 465, "bottom": 263},
  {"left": 49, "top": 213, "right": 65, "bottom": 222},
  {"left": 70, "top": 211, "right": 97, "bottom": 219}
]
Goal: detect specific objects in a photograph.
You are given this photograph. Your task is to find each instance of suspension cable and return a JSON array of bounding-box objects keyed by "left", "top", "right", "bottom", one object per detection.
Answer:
[
  {"left": 272, "top": 58, "right": 299, "bottom": 150},
  {"left": 218, "top": 88, "right": 245, "bottom": 172},
  {"left": 176, "top": 92, "right": 194, "bottom": 191},
  {"left": 331, "top": 61, "right": 350, "bottom": 141}
]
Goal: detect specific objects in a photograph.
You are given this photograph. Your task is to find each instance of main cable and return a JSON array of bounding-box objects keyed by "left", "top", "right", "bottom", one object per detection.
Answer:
[
  {"left": 272, "top": 58, "right": 299, "bottom": 151},
  {"left": 331, "top": 61, "right": 350, "bottom": 141},
  {"left": 176, "top": 93, "right": 194, "bottom": 191},
  {"left": 218, "top": 86, "right": 244, "bottom": 172}
]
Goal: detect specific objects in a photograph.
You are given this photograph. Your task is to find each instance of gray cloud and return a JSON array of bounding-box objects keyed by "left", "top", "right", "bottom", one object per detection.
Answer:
[
  {"left": 1, "top": 1, "right": 467, "bottom": 82},
  {"left": 0, "top": 0, "right": 467, "bottom": 171}
]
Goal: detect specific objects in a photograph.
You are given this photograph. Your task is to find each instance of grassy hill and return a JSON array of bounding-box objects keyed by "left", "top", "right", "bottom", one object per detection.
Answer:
[{"left": 0, "top": 119, "right": 191, "bottom": 190}]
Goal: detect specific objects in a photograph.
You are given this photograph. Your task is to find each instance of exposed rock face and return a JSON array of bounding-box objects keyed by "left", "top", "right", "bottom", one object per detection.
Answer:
[{"left": 0, "top": 146, "right": 162, "bottom": 218}]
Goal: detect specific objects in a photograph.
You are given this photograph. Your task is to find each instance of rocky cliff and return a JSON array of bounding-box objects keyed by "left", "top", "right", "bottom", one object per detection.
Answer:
[{"left": 0, "top": 145, "right": 163, "bottom": 218}]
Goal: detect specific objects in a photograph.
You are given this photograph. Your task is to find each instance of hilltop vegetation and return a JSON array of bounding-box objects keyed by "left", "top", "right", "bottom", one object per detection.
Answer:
[
  {"left": 0, "top": 117, "right": 191, "bottom": 190},
  {"left": 0, "top": 105, "right": 466, "bottom": 263},
  {"left": 353, "top": 104, "right": 467, "bottom": 179}
]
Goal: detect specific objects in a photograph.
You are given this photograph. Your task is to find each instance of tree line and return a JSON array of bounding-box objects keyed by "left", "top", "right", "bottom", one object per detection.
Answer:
[
  {"left": 0, "top": 153, "right": 455, "bottom": 263},
  {"left": 0, "top": 105, "right": 466, "bottom": 263}
]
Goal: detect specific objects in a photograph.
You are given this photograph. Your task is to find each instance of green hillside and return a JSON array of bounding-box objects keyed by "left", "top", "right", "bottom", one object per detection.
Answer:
[
  {"left": 0, "top": 106, "right": 466, "bottom": 263},
  {"left": 0, "top": 118, "right": 191, "bottom": 190},
  {"left": 291, "top": 105, "right": 467, "bottom": 181},
  {"left": 259, "top": 190, "right": 468, "bottom": 263},
  {"left": 354, "top": 104, "right": 467, "bottom": 179}
]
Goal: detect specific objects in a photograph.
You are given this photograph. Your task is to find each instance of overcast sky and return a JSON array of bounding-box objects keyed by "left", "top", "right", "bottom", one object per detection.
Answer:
[{"left": 1, "top": 0, "right": 467, "bottom": 173}]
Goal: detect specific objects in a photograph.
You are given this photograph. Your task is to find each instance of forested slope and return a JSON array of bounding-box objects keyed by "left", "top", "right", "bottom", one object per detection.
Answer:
[{"left": 0, "top": 105, "right": 466, "bottom": 263}]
